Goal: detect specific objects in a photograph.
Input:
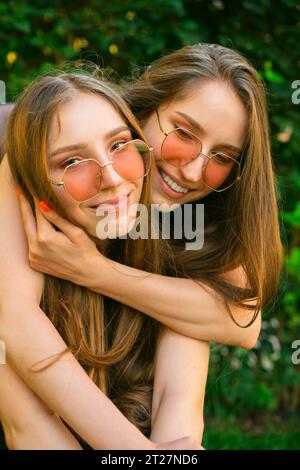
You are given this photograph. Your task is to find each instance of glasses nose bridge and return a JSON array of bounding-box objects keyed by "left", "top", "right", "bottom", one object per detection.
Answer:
[
  {"left": 195, "top": 136, "right": 210, "bottom": 160},
  {"left": 96, "top": 157, "right": 124, "bottom": 188},
  {"left": 189, "top": 135, "right": 209, "bottom": 165},
  {"left": 188, "top": 152, "right": 207, "bottom": 170},
  {"left": 198, "top": 150, "right": 210, "bottom": 163},
  {"left": 99, "top": 159, "right": 114, "bottom": 170},
  {"left": 92, "top": 147, "right": 117, "bottom": 173}
]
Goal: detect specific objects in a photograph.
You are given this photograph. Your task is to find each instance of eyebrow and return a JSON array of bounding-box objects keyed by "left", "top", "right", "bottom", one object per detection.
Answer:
[
  {"left": 49, "top": 125, "right": 130, "bottom": 158},
  {"left": 175, "top": 111, "right": 242, "bottom": 155}
]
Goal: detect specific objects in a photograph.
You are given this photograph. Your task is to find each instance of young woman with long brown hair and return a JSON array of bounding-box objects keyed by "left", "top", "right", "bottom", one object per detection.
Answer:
[{"left": 0, "top": 71, "right": 207, "bottom": 449}]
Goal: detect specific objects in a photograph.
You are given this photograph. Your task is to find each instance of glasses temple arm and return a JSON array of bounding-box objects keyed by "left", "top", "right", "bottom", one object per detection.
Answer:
[{"left": 155, "top": 109, "right": 168, "bottom": 136}]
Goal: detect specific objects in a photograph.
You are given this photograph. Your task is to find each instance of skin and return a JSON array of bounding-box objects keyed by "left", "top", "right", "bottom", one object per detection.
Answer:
[{"left": 0, "top": 92, "right": 206, "bottom": 449}]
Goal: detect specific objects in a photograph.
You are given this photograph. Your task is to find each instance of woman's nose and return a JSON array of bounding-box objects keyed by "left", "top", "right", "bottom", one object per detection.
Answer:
[
  {"left": 100, "top": 160, "right": 124, "bottom": 190},
  {"left": 178, "top": 153, "right": 207, "bottom": 184}
]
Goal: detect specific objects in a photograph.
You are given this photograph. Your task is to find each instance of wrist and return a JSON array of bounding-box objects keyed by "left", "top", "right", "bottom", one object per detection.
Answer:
[
  {"left": 67, "top": 251, "right": 102, "bottom": 290},
  {"left": 83, "top": 253, "right": 115, "bottom": 294}
]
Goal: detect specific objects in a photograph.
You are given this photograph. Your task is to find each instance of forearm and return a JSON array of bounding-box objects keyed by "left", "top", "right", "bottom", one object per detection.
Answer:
[
  {"left": 150, "top": 329, "right": 208, "bottom": 445},
  {"left": 0, "top": 301, "right": 154, "bottom": 450},
  {"left": 150, "top": 395, "right": 204, "bottom": 444},
  {"left": 2, "top": 408, "right": 82, "bottom": 450},
  {"left": 86, "top": 256, "right": 260, "bottom": 349},
  {"left": 3, "top": 418, "right": 82, "bottom": 450},
  {"left": 0, "top": 364, "right": 82, "bottom": 450}
]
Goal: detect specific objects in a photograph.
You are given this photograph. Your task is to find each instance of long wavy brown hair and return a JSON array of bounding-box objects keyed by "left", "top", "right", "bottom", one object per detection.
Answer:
[
  {"left": 124, "top": 42, "right": 284, "bottom": 327},
  {"left": 5, "top": 71, "right": 172, "bottom": 443}
]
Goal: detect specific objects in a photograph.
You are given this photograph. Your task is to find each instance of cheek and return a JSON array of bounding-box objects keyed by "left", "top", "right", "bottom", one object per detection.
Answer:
[
  {"left": 54, "top": 188, "right": 75, "bottom": 210},
  {"left": 204, "top": 172, "right": 225, "bottom": 188},
  {"left": 133, "top": 179, "right": 143, "bottom": 203},
  {"left": 188, "top": 188, "right": 213, "bottom": 202},
  {"left": 142, "top": 129, "right": 163, "bottom": 162},
  {"left": 51, "top": 186, "right": 96, "bottom": 232},
  {"left": 55, "top": 190, "right": 85, "bottom": 223},
  {"left": 152, "top": 140, "right": 163, "bottom": 162}
]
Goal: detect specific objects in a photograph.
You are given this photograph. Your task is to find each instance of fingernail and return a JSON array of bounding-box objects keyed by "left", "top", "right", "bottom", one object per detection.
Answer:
[
  {"left": 39, "top": 200, "right": 53, "bottom": 212},
  {"left": 16, "top": 186, "right": 22, "bottom": 197}
]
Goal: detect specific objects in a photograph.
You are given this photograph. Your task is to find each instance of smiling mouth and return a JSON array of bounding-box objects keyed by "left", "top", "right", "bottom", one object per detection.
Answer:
[
  {"left": 88, "top": 192, "right": 131, "bottom": 212},
  {"left": 158, "top": 168, "right": 193, "bottom": 194}
]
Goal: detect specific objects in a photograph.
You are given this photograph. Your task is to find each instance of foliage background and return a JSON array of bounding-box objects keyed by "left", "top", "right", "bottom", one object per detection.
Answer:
[{"left": 0, "top": 0, "right": 299, "bottom": 449}]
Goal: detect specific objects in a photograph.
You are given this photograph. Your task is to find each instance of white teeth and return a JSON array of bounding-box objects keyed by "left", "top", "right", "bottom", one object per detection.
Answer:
[{"left": 160, "top": 170, "right": 189, "bottom": 194}]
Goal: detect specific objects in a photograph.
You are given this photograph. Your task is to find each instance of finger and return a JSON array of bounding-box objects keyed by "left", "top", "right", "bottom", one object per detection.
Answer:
[
  {"left": 33, "top": 199, "right": 58, "bottom": 241},
  {"left": 18, "top": 192, "right": 38, "bottom": 243},
  {"left": 35, "top": 199, "right": 84, "bottom": 244}
]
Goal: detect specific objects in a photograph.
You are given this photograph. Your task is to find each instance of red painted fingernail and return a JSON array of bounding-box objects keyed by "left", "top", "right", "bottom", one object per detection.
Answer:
[
  {"left": 39, "top": 200, "right": 53, "bottom": 212},
  {"left": 16, "top": 186, "right": 23, "bottom": 197}
]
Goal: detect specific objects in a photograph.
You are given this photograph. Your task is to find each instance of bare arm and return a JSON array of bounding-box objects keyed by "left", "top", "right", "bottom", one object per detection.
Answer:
[
  {"left": 150, "top": 328, "right": 209, "bottom": 444},
  {"left": 0, "top": 305, "right": 200, "bottom": 451},
  {"left": 0, "top": 364, "right": 82, "bottom": 450},
  {"left": 88, "top": 261, "right": 261, "bottom": 349},
  {"left": 21, "top": 189, "right": 261, "bottom": 349},
  {"left": 0, "top": 155, "right": 199, "bottom": 451}
]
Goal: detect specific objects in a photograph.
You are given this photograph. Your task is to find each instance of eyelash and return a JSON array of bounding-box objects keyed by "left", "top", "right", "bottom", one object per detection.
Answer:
[
  {"left": 60, "top": 138, "right": 131, "bottom": 167},
  {"left": 61, "top": 157, "right": 81, "bottom": 168},
  {"left": 211, "top": 152, "right": 235, "bottom": 164},
  {"left": 175, "top": 128, "right": 195, "bottom": 141},
  {"left": 111, "top": 139, "right": 130, "bottom": 152}
]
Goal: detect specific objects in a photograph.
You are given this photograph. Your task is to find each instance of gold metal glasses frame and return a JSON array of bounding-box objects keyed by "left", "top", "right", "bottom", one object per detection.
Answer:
[
  {"left": 50, "top": 138, "right": 153, "bottom": 203},
  {"left": 155, "top": 109, "right": 241, "bottom": 193}
]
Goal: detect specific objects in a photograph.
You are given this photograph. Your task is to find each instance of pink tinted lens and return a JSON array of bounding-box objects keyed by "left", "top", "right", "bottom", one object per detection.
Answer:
[
  {"left": 162, "top": 129, "right": 201, "bottom": 166},
  {"left": 63, "top": 160, "right": 101, "bottom": 201},
  {"left": 204, "top": 155, "right": 239, "bottom": 191},
  {"left": 112, "top": 140, "right": 150, "bottom": 180}
]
